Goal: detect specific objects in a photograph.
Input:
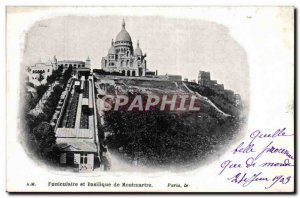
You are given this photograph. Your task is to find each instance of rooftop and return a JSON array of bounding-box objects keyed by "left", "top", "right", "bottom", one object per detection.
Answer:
[
  {"left": 56, "top": 138, "right": 97, "bottom": 152},
  {"left": 56, "top": 128, "right": 93, "bottom": 138}
]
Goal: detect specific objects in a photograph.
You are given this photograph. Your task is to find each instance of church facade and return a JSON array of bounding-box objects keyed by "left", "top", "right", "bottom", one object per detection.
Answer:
[{"left": 101, "top": 20, "right": 147, "bottom": 76}]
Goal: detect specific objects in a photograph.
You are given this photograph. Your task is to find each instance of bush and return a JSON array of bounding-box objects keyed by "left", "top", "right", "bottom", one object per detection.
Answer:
[
  {"left": 32, "top": 122, "right": 58, "bottom": 161},
  {"left": 36, "top": 84, "right": 49, "bottom": 99},
  {"left": 93, "top": 69, "right": 123, "bottom": 76},
  {"left": 104, "top": 104, "right": 240, "bottom": 167}
]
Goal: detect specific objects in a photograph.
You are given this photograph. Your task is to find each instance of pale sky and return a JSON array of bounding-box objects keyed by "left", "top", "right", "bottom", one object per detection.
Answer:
[{"left": 23, "top": 16, "right": 249, "bottom": 99}]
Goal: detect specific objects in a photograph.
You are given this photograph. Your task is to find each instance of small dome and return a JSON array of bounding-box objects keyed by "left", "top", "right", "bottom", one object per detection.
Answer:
[
  {"left": 135, "top": 47, "right": 142, "bottom": 56},
  {"left": 53, "top": 55, "right": 57, "bottom": 62},
  {"left": 115, "top": 19, "right": 132, "bottom": 43},
  {"left": 108, "top": 39, "right": 116, "bottom": 54},
  {"left": 108, "top": 46, "right": 116, "bottom": 54},
  {"left": 134, "top": 40, "right": 143, "bottom": 56},
  {"left": 46, "top": 58, "right": 52, "bottom": 65}
]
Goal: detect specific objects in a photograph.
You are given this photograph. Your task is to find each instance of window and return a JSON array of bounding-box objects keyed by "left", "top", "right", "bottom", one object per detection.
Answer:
[
  {"left": 48, "top": 69, "right": 50, "bottom": 72},
  {"left": 80, "top": 154, "right": 88, "bottom": 164}
]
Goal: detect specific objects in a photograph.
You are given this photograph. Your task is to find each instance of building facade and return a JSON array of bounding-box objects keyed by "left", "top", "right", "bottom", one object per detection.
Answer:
[
  {"left": 28, "top": 56, "right": 58, "bottom": 85},
  {"left": 57, "top": 57, "right": 91, "bottom": 70},
  {"left": 198, "top": 71, "right": 211, "bottom": 86},
  {"left": 27, "top": 56, "right": 91, "bottom": 86},
  {"left": 101, "top": 20, "right": 147, "bottom": 76},
  {"left": 198, "top": 70, "right": 241, "bottom": 105}
]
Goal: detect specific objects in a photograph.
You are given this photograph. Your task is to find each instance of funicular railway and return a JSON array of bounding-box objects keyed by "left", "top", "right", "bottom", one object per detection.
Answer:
[{"left": 54, "top": 69, "right": 100, "bottom": 172}]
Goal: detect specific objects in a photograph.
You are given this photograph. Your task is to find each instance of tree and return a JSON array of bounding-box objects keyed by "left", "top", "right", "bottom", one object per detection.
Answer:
[
  {"left": 43, "top": 85, "right": 64, "bottom": 121},
  {"left": 38, "top": 73, "right": 44, "bottom": 82},
  {"left": 26, "top": 82, "right": 35, "bottom": 88},
  {"left": 36, "top": 84, "right": 48, "bottom": 99},
  {"left": 46, "top": 70, "right": 59, "bottom": 84},
  {"left": 103, "top": 92, "right": 242, "bottom": 168},
  {"left": 58, "top": 65, "right": 63, "bottom": 73},
  {"left": 63, "top": 65, "right": 73, "bottom": 79},
  {"left": 32, "top": 122, "right": 56, "bottom": 159}
]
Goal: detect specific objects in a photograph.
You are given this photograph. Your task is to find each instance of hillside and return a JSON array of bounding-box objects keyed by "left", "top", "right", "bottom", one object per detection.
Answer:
[
  {"left": 94, "top": 76, "right": 243, "bottom": 169},
  {"left": 185, "top": 82, "right": 242, "bottom": 116}
]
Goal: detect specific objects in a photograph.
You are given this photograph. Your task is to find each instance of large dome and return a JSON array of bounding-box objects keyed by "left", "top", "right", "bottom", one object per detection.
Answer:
[
  {"left": 115, "top": 29, "right": 132, "bottom": 42},
  {"left": 115, "top": 20, "right": 132, "bottom": 43}
]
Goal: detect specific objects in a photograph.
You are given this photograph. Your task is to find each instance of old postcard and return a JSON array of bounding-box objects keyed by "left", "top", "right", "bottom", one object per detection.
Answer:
[{"left": 6, "top": 6, "right": 294, "bottom": 192}]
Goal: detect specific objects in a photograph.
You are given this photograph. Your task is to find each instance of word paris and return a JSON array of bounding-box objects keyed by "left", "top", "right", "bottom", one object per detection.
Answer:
[{"left": 99, "top": 94, "right": 201, "bottom": 111}]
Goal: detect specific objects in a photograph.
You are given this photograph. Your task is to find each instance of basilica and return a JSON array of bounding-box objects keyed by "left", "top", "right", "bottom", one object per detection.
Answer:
[{"left": 101, "top": 20, "right": 148, "bottom": 76}]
